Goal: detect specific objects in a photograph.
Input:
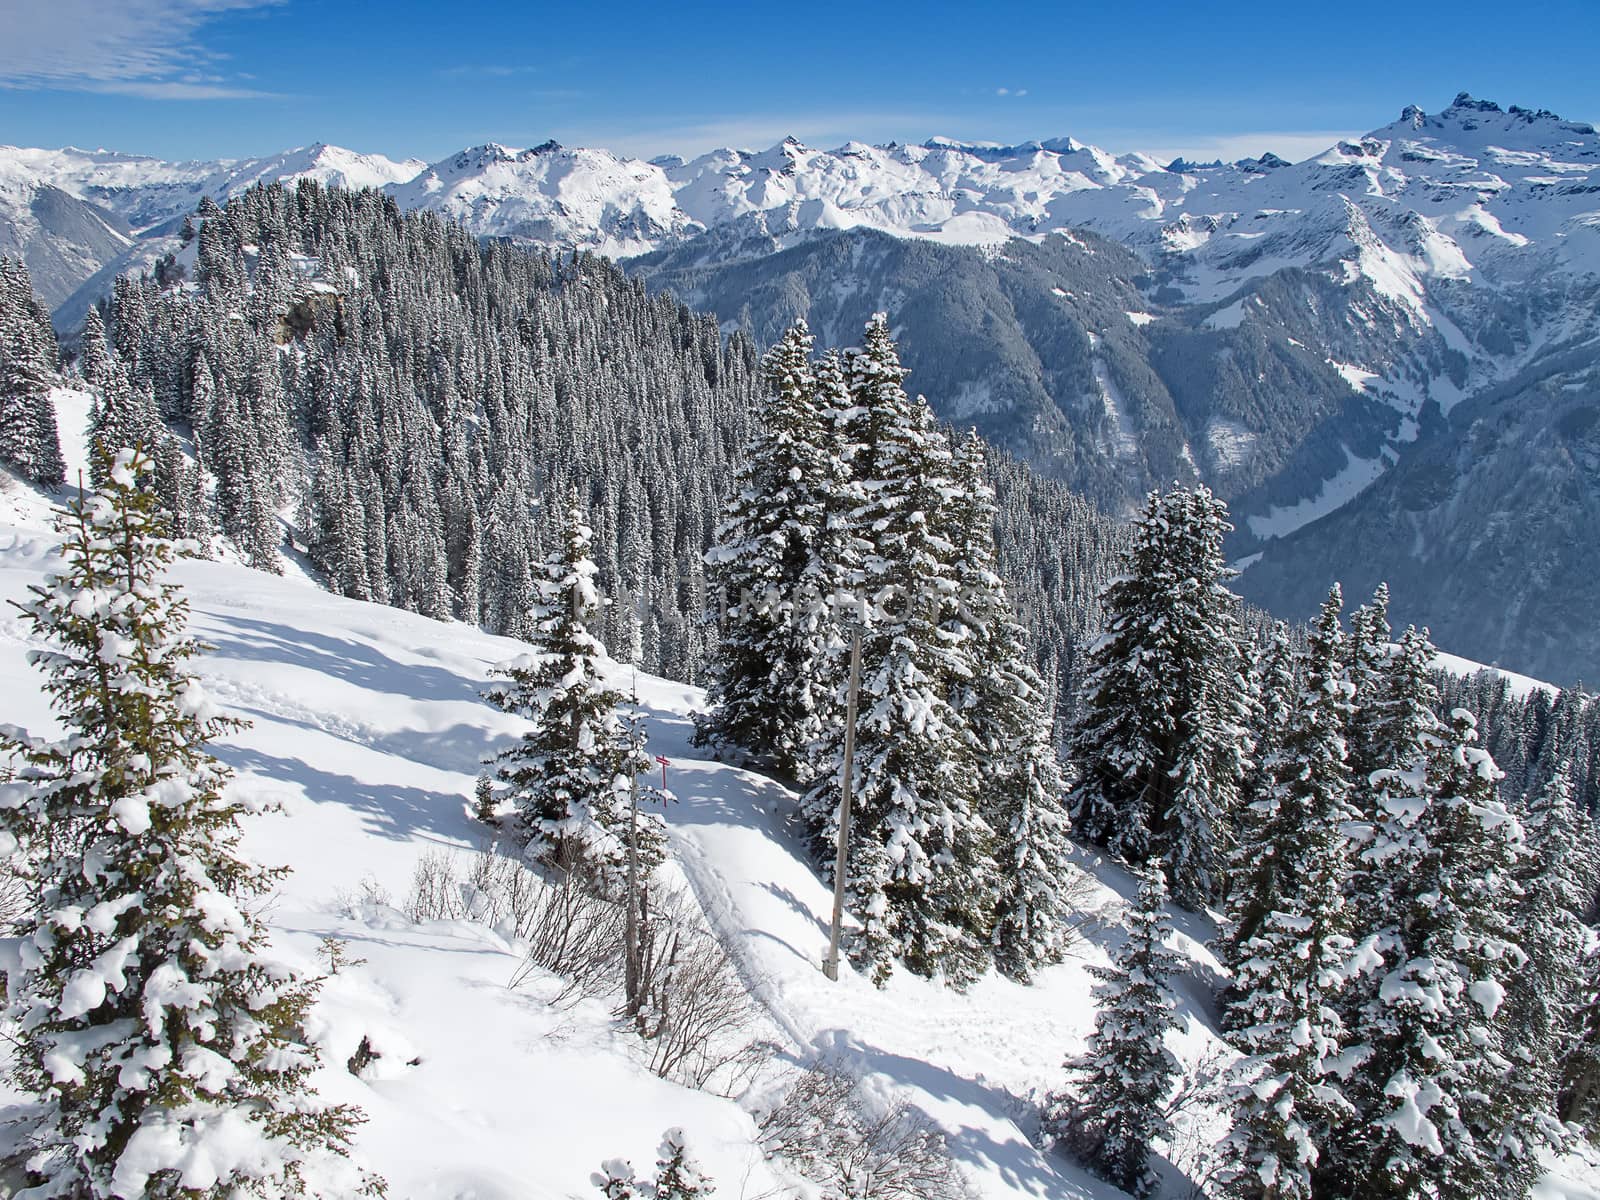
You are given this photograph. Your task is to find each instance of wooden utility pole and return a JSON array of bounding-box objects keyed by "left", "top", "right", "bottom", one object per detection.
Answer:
[
  {"left": 623, "top": 767, "right": 641, "bottom": 1017},
  {"left": 823, "top": 629, "right": 862, "bottom": 981}
]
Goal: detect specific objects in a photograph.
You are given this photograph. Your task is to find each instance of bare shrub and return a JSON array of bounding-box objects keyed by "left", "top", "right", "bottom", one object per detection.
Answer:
[
  {"left": 758, "top": 1061, "right": 972, "bottom": 1200},
  {"left": 634, "top": 887, "right": 759, "bottom": 1087},
  {"left": 403, "top": 848, "right": 467, "bottom": 923},
  {"left": 508, "top": 865, "right": 629, "bottom": 1004},
  {"left": 1159, "top": 1044, "right": 1234, "bottom": 1199},
  {"left": 401, "top": 842, "right": 765, "bottom": 1088}
]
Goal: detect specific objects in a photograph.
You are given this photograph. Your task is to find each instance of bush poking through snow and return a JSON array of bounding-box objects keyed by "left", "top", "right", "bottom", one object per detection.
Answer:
[
  {"left": 758, "top": 1061, "right": 971, "bottom": 1200},
  {"left": 405, "top": 844, "right": 760, "bottom": 1087},
  {"left": 632, "top": 888, "right": 758, "bottom": 1087},
  {"left": 592, "top": 1132, "right": 715, "bottom": 1200}
]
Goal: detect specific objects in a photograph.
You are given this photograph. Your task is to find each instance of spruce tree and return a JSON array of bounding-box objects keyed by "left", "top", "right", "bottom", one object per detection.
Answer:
[
  {"left": 1218, "top": 592, "right": 1359, "bottom": 1200},
  {"left": 0, "top": 257, "right": 65, "bottom": 487},
  {"left": 653, "top": 1129, "right": 714, "bottom": 1199},
  {"left": 1045, "top": 866, "right": 1183, "bottom": 1198},
  {"left": 1506, "top": 767, "right": 1593, "bottom": 1116},
  {"left": 483, "top": 490, "right": 660, "bottom": 884},
  {"left": 802, "top": 315, "right": 992, "bottom": 988},
  {"left": 1341, "top": 710, "right": 1553, "bottom": 1200},
  {"left": 1563, "top": 947, "right": 1600, "bottom": 1135},
  {"left": 1068, "top": 485, "right": 1248, "bottom": 908},
  {"left": 699, "top": 321, "right": 853, "bottom": 779},
  {"left": 0, "top": 448, "right": 378, "bottom": 1198},
  {"left": 1221, "top": 621, "right": 1295, "bottom": 955},
  {"left": 948, "top": 430, "right": 1075, "bottom": 982}
]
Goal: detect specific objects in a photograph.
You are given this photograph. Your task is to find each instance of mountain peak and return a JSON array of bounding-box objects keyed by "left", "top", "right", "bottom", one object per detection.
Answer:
[{"left": 1449, "top": 92, "right": 1503, "bottom": 113}]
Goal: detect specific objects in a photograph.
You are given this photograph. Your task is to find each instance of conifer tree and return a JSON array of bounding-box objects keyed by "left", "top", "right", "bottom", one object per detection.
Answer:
[
  {"left": 0, "top": 448, "right": 378, "bottom": 1198},
  {"left": 802, "top": 315, "right": 992, "bottom": 987},
  {"left": 594, "top": 1160, "right": 641, "bottom": 1200},
  {"left": 653, "top": 1129, "right": 714, "bottom": 1199},
  {"left": 1563, "top": 948, "right": 1600, "bottom": 1135},
  {"left": 699, "top": 321, "right": 853, "bottom": 779},
  {"left": 1344, "top": 584, "right": 1393, "bottom": 781},
  {"left": 1045, "top": 866, "right": 1183, "bottom": 1198},
  {"left": 1343, "top": 625, "right": 1443, "bottom": 929},
  {"left": 483, "top": 490, "right": 660, "bottom": 884},
  {"left": 1221, "top": 621, "right": 1294, "bottom": 947},
  {"left": 0, "top": 257, "right": 65, "bottom": 486},
  {"left": 1218, "top": 592, "right": 1360, "bottom": 1200},
  {"left": 87, "top": 363, "right": 160, "bottom": 489},
  {"left": 1506, "top": 767, "right": 1593, "bottom": 1115},
  {"left": 1068, "top": 485, "right": 1247, "bottom": 908},
  {"left": 947, "top": 430, "right": 1075, "bottom": 981},
  {"left": 1340, "top": 710, "right": 1552, "bottom": 1200},
  {"left": 78, "top": 305, "right": 113, "bottom": 391}
]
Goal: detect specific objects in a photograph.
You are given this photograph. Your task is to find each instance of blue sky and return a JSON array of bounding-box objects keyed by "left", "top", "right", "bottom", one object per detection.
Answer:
[{"left": 1, "top": 0, "right": 1595, "bottom": 164}]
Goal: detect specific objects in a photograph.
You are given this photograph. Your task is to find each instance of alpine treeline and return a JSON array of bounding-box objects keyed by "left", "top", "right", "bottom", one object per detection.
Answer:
[{"left": 698, "top": 316, "right": 1078, "bottom": 988}]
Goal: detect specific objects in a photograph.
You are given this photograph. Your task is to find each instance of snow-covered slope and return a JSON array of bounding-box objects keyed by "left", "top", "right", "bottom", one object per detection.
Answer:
[
  {"left": 0, "top": 468, "right": 1209, "bottom": 1198},
  {"left": 3, "top": 407, "right": 1598, "bottom": 1195}
]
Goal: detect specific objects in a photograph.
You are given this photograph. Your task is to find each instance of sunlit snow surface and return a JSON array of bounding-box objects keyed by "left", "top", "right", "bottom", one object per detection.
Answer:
[{"left": 0, "top": 406, "right": 1596, "bottom": 1195}]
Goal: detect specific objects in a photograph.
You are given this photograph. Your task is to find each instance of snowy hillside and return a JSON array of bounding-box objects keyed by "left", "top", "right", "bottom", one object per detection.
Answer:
[
  {"left": 4, "top": 400, "right": 1599, "bottom": 1199},
  {"left": 0, "top": 414, "right": 1223, "bottom": 1198}
]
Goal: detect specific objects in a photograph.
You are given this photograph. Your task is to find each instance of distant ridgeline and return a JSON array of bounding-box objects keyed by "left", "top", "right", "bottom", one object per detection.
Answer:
[{"left": 9, "top": 180, "right": 1125, "bottom": 703}]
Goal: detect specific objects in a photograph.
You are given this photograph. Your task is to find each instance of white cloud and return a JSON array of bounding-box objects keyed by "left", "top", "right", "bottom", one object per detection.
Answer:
[{"left": 0, "top": 0, "right": 284, "bottom": 98}]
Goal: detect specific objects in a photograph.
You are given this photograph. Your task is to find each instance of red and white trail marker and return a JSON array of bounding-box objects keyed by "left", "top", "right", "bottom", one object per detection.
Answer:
[{"left": 654, "top": 754, "right": 670, "bottom": 791}]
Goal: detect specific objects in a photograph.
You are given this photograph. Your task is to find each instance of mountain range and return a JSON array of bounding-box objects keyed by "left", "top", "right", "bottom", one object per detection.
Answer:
[{"left": 2, "top": 92, "right": 1597, "bottom": 684}]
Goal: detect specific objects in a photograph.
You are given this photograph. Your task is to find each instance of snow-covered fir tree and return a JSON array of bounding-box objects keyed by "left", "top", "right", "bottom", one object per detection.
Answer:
[
  {"left": 591, "top": 1131, "right": 714, "bottom": 1200},
  {"left": 0, "top": 448, "right": 378, "bottom": 1198},
  {"left": 1506, "top": 766, "right": 1595, "bottom": 1115},
  {"left": 653, "top": 1129, "right": 714, "bottom": 1200},
  {"left": 594, "top": 1160, "right": 641, "bottom": 1200},
  {"left": 86, "top": 362, "right": 160, "bottom": 488},
  {"left": 1341, "top": 622, "right": 1443, "bottom": 942},
  {"left": 802, "top": 315, "right": 994, "bottom": 988},
  {"left": 1563, "top": 947, "right": 1600, "bottom": 1135},
  {"left": 946, "top": 429, "right": 1075, "bottom": 982},
  {"left": 698, "top": 320, "right": 855, "bottom": 779},
  {"left": 0, "top": 257, "right": 65, "bottom": 487},
  {"left": 1045, "top": 865, "right": 1183, "bottom": 1198},
  {"left": 1336, "top": 709, "right": 1553, "bottom": 1200},
  {"left": 483, "top": 490, "right": 660, "bottom": 885},
  {"left": 1221, "top": 621, "right": 1295, "bottom": 942},
  {"left": 1067, "top": 485, "right": 1248, "bottom": 908},
  {"left": 1218, "top": 590, "right": 1360, "bottom": 1200}
]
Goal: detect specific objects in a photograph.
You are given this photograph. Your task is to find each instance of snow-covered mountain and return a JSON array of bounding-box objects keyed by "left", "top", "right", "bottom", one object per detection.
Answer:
[
  {"left": 0, "top": 142, "right": 426, "bottom": 308},
  {"left": 6, "top": 91, "right": 1600, "bottom": 680},
  {"left": 9, "top": 92, "right": 1596, "bottom": 303}
]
